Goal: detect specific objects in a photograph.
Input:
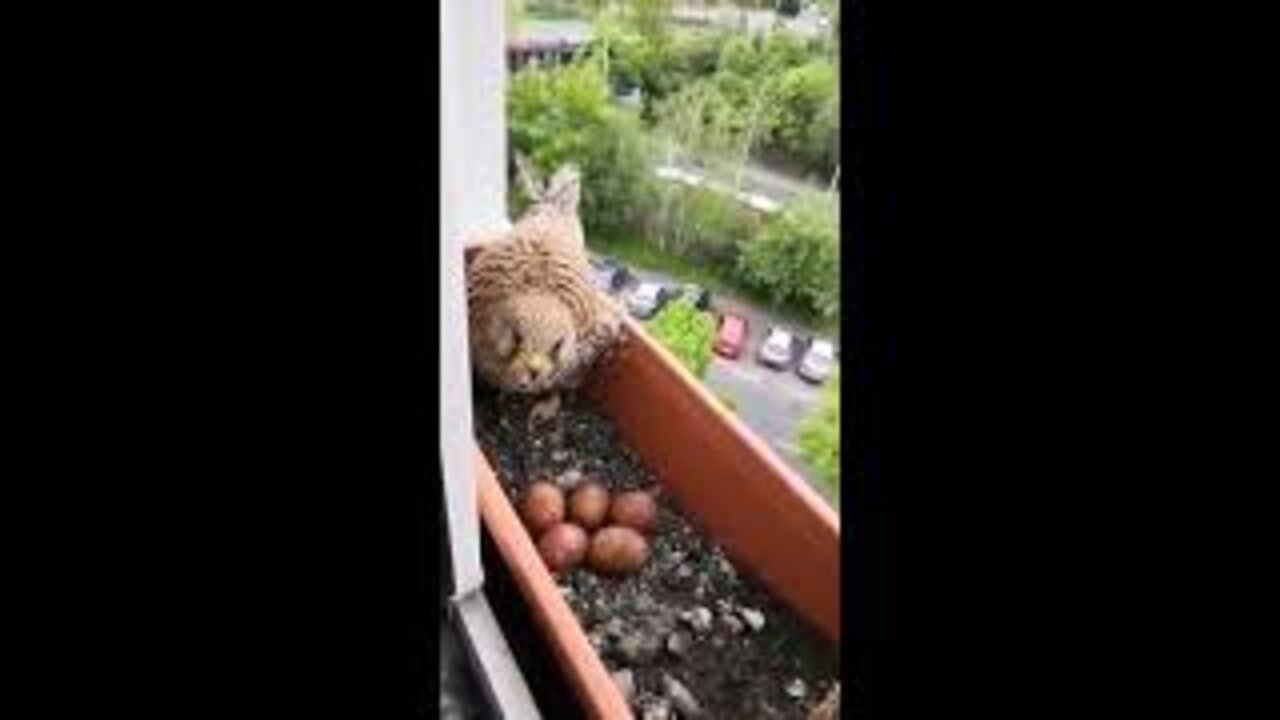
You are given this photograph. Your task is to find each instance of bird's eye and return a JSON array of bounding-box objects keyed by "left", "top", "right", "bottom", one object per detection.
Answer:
[{"left": 502, "top": 327, "right": 522, "bottom": 360}]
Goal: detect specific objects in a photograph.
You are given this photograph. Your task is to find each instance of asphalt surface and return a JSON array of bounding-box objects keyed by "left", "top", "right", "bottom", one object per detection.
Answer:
[{"left": 600, "top": 260, "right": 836, "bottom": 502}]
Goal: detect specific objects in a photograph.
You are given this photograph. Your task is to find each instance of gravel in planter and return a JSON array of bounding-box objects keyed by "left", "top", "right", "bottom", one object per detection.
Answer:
[{"left": 473, "top": 389, "right": 840, "bottom": 719}]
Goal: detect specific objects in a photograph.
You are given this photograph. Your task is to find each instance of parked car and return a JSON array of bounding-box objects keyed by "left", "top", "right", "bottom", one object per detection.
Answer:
[
  {"left": 797, "top": 338, "right": 837, "bottom": 383},
  {"left": 757, "top": 326, "right": 796, "bottom": 369},
  {"left": 675, "top": 283, "right": 712, "bottom": 312},
  {"left": 626, "top": 281, "right": 670, "bottom": 319},
  {"left": 589, "top": 257, "right": 632, "bottom": 295},
  {"left": 714, "top": 313, "right": 750, "bottom": 359}
]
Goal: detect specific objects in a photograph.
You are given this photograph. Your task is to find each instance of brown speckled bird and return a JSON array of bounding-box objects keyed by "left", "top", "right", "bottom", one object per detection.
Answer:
[{"left": 465, "top": 161, "right": 623, "bottom": 395}]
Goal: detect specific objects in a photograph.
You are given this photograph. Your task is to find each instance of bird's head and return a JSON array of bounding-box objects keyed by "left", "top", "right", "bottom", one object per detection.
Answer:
[{"left": 487, "top": 293, "right": 578, "bottom": 392}]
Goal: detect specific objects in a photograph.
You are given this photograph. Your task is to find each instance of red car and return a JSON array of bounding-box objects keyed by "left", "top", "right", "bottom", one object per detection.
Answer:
[{"left": 713, "top": 313, "right": 749, "bottom": 359}]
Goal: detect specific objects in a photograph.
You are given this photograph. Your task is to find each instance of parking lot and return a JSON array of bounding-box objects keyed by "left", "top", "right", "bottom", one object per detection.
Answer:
[{"left": 595, "top": 257, "right": 836, "bottom": 498}]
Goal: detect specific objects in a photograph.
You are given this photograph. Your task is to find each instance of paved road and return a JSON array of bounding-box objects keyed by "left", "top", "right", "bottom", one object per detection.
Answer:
[{"left": 602, "top": 261, "right": 836, "bottom": 502}]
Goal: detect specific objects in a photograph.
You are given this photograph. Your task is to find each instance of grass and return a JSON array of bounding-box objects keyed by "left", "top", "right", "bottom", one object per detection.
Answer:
[
  {"left": 588, "top": 229, "right": 839, "bottom": 336},
  {"left": 589, "top": 230, "right": 735, "bottom": 295}
]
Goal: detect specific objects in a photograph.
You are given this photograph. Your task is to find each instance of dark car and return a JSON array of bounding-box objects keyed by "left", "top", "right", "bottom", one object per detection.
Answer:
[
  {"left": 589, "top": 257, "right": 633, "bottom": 295},
  {"left": 675, "top": 283, "right": 712, "bottom": 312},
  {"left": 626, "top": 281, "right": 672, "bottom": 319}
]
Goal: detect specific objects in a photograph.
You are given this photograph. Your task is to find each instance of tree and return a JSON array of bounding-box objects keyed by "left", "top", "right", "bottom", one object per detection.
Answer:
[
  {"left": 507, "top": 62, "right": 659, "bottom": 235},
  {"left": 645, "top": 297, "right": 717, "bottom": 379},
  {"left": 798, "top": 371, "right": 840, "bottom": 499},
  {"left": 766, "top": 58, "right": 838, "bottom": 176},
  {"left": 626, "top": 0, "right": 674, "bottom": 44}
]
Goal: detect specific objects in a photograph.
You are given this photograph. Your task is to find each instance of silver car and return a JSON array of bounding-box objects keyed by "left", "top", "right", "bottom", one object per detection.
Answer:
[
  {"left": 797, "top": 339, "right": 837, "bottom": 383},
  {"left": 757, "top": 327, "right": 795, "bottom": 369},
  {"left": 626, "top": 281, "right": 667, "bottom": 319}
]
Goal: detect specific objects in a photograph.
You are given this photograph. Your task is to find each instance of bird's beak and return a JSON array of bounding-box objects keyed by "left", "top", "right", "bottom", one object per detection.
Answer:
[{"left": 515, "top": 351, "right": 552, "bottom": 377}]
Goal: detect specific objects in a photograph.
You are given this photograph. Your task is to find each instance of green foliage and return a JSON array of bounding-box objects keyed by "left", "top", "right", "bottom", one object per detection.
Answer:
[
  {"left": 737, "top": 192, "right": 840, "bottom": 321},
  {"left": 645, "top": 33, "right": 837, "bottom": 178},
  {"left": 626, "top": 0, "right": 674, "bottom": 44},
  {"left": 508, "top": 62, "right": 660, "bottom": 236},
  {"left": 668, "top": 31, "right": 729, "bottom": 80},
  {"left": 654, "top": 185, "right": 761, "bottom": 263},
  {"left": 592, "top": 18, "right": 836, "bottom": 177},
  {"left": 761, "top": 31, "right": 809, "bottom": 73},
  {"left": 645, "top": 297, "right": 716, "bottom": 380},
  {"left": 798, "top": 372, "right": 840, "bottom": 498},
  {"left": 764, "top": 59, "right": 839, "bottom": 175}
]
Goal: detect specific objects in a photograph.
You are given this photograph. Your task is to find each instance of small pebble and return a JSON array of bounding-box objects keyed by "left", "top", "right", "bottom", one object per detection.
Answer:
[
  {"left": 676, "top": 564, "right": 693, "bottom": 580},
  {"left": 720, "top": 613, "right": 745, "bottom": 635},
  {"left": 785, "top": 678, "right": 807, "bottom": 699},
  {"left": 662, "top": 674, "right": 704, "bottom": 717},
  {"left": 640, "top": 699, "right": 672, "bottom": 720},
  {"left": 740, "top": 607, "right": 766, "bottom": 632},
  {"left": 808, "top": 683, "right": 841, "bottom": 720},
  {"left": 528, "top": 395, "right": 560, "bottom": 425},
  {"left": 557, "top": 468, "right": 582, "bottom": 488},
  {"left": 650, "top": 611, "right": 677, "bottom": 637},
  {"left": 617, "top": 633, "right": 661, "bottom": 665},
  {"left": 612, "top": 669, "right": 635, "bottom": 704},
  {"left": 666, "top": 631, "right": 692, "bottom": 657},
  {"left": 551, "top": 449, "right": 570, "bottom": 462},
  {"left": 682, "top": 607, "right": 713, "bottom": 634}
]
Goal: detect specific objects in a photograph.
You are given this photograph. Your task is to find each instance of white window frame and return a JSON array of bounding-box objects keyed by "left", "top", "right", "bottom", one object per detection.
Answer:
[
  {"left": 439, "top": 2, "right": 539, "bottom": 717},
  {"left": 439, "top": 0, "right": 509, "bottom": 599}
]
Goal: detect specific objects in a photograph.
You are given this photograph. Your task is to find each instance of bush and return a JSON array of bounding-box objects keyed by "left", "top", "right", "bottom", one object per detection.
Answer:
[
  {"left": 645, "top": 298, "right": 716, "bottom": 379},
  {"left": 717, "top": 36, "right": 761, "bottom": 82},
  {"left": 668, "top": 31, "right": 730, "bottom": 81},
  {"left": 761, "top": 31, "right": 809, "bottom": 72},
  {"left": 653, "top": 186, "right": 761, "bottom": 264},
  {"left": 798, "top": 372, "right": 840, "bottom": 498},
  {"left": 736, "top": 192, "right": 840, "bottom": 321}
]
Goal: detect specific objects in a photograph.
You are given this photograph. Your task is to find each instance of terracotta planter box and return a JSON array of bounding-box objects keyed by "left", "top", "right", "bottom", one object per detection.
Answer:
[{"left": 474, "top": 309, "right": 841, "bottom": 718}]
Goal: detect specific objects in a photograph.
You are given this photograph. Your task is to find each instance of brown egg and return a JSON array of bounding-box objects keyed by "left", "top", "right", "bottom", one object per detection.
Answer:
[
  {"left": 519, "top": 481, "right": 565, "bottom": 537},
  {"left": 587, "top": 526, "right": 650, "bottom": 576},
  {"left": 537, "top": 523, "right": 589, "bottom": 574},
  {"left": 568, "top": 481, "right": 610, "bottom": 530},
  {"left": 608, "top": 490, "right": 657, "bottom": 534}
]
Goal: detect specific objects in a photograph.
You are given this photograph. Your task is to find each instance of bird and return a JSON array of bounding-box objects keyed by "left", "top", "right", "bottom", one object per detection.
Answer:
[{"left": 465, "top": 158, "right": 623, "bottom": 396}]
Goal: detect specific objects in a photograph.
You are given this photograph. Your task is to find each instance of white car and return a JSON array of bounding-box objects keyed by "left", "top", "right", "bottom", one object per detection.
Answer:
[
  {"left": 797, "top": 339, "right": 837, "bottom": 383},
  {"left": 626, "top": 281, "right": 668, "bottom": 319},
  {"left": 757, "top": 327, "right": 795, "bottom": 369}
]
